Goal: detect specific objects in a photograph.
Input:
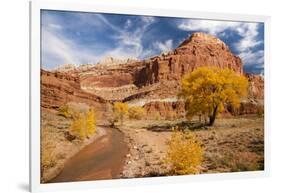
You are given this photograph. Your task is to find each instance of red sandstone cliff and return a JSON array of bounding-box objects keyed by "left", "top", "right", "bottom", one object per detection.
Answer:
[
  {"left": 72, "top": 32, "right": 246, "bottom": 101},
  {"left": 134, "top": 32, "right": 243, "bottom": 86},
  {"left": 41, "top": 70, "right": 109, "bottom": 119},
  {"left": 42, "top": 32, "right": 264, "bottom": 117}
]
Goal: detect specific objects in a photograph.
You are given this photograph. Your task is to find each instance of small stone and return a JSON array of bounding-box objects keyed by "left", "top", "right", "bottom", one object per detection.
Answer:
[
  {"left": 126, "top": 154, "right": 131, "bottom": 158},
  {"left": 145, "top": 161, "right": 151, "bottom": 166},
  {"left": 142, "top": 144, "right": 148, "bottom": 148},
  {"left": 146, "top": 148, "right": 153, "bottom": 153}
]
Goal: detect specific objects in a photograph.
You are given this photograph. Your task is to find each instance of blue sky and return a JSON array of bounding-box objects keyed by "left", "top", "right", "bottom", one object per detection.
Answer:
[{"left": 41, "top": 10, "right": 264, "bottom": 74}]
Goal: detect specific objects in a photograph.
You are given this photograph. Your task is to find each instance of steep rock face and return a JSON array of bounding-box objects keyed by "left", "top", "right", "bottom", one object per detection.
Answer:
[
  {"left": 246, "top": 74, "right": 264, "bottom": 99},
  {"left": 77, "top": 62, "right": 145, "bottom": 100},
  {"left": 78, "top": 62, "right": 145, "bottom": 88},
  {"left": 135, "top": 32, "right": 243, "bottom": 86},
  {"left": 41, "top": 70, "right": 109, "bottom": 119},
  {"left": 144, "top": 101, "right": 185, "bottom": 118},
  {"left": 233, "top": 74, "right": 264, "bottom": 115}
]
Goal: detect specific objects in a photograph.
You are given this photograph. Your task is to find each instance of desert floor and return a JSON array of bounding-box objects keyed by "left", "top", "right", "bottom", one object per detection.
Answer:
[
  {"left": 119, "top": 116, "right": 264, "bottom": 177},
  {"left": 41, "top": 109, "right": 264, "bottom": 183}
]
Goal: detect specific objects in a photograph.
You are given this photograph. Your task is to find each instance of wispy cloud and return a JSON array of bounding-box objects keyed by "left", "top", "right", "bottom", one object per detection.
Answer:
[
  {"left": 101, "top": 15, "right": 156, "bottom": 60},
  {"left": 239, "top": 50, "right": 264, "bottom": 71},
  {"left": 152, "top": 39, "right": 173, "bottom": 53},
  {"left": 41, "top": 14, "right": 100, "bottom": 69}
]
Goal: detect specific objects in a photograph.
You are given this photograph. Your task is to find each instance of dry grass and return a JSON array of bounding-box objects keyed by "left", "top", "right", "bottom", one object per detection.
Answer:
[
  {"left": 41, "top": 109, "right": 75, "bottom": 182},
  {"left": 193, "top": 116, "right": 264, "bottom": 173}
]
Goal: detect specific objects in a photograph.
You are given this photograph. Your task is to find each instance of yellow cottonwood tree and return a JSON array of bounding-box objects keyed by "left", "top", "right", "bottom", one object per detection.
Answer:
[
  {"left": 86, "top": 108, "right": 96, "bottom": 137},
  {"left": 71, "top": 112, "right": 86, "bottom": 139},
  {"left": 113, "top": 102, "right": 129, "bottom": 125},
  {"left": 179, "top": 67, "right": 248, "bottom": 126},
  {"left": 70, "top": 108, "right": 97, "bottom": 139}
]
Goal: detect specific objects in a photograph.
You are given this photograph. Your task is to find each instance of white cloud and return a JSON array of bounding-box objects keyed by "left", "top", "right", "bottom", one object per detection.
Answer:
[
  {"left": 153, "top": 39, "right": 173, "bottom": 53},
  {"left": 178, "top": 20, "right": 240, "bottom": 36},
  {"left": 140, "top": 16, "right": 155, "bottom": 24},
  {"left": 234, "top": 23, "right": 263, "bottom": 52},
  {"left": 239, "top": 50, "right": 264, "bottom": 66},
  {"left": 48, "top": 23, "right": 62, "bottom": 30},
  {"left": 125, "top": 19, "right": 132, "bottom": 29}
]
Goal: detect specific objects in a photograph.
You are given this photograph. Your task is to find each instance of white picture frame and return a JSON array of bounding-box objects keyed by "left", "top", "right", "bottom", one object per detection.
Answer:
[{"left": 30, "top": 0, "right": 271, "bottom": 192}]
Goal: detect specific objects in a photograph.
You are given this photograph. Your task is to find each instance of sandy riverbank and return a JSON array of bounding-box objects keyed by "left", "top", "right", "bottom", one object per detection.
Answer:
[{"left": 41, "top": 110, "right": 107, "bottom": 183}]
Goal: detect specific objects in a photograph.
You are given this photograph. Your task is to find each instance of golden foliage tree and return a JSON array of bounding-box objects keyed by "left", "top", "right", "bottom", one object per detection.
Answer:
[
  {"left": 86, "top": 108, "right": 97, "bottom": 137},
  {"left": 128, "top": 106, "right": 146, "bottom": 120},
  {"left": 166, "top": 130, "right": 204, "bottom": 175},
  {"left": 113, "top": 102, "right": 129, "bottom": 124},
  {"left": 179, "top": 67, "right": 248, "bottom": 126},
  {"left": 71, "top": 112, "right": 87, "bottom": 139},
  {"left": 70, "top": 109, "right": 97, "bottom": 139}
]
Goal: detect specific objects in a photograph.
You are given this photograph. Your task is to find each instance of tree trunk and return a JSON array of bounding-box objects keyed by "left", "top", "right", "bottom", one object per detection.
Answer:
[
  {"left": 208, "top": 105, "right": 218, "bottom": 126},
  {"left": 208, "top": 115, "right": 216, "bottom": 126}
]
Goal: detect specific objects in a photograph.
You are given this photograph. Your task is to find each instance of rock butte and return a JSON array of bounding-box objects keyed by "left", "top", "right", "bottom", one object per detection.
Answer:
[{"left": 41, "top": 32, "right": 264, "bottom": 118}]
